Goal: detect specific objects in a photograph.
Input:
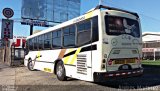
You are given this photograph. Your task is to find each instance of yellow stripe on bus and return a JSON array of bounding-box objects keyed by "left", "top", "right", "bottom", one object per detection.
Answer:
[
  {"left": 63, "top": 49, "right": 74, "bottom": 64},
  {"left": 70, "top": 48, "right": 81, "bottom": 65},
  {"left": 85, "top": 11, "right": 93, "bottom": 19},
  {"left": 44, "top": 68, "right": 51, "bottom": 72},
  {"left": 37, "top": 51, "right": 41, "bottom": 61}
]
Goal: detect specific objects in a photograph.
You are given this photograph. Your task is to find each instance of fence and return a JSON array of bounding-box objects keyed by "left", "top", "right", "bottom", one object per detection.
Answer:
[
  {"left": 0, "top": 47, "right": 11, "bottom": 66},
  {"left": 0, "top": 47, "right": 4, "bottom": 63}
]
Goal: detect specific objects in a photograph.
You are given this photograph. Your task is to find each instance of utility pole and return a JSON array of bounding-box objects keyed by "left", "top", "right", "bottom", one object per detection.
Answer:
[
  {"left": 99, "top": 0, "right": 103, "bottom": 5},
  {"left": 30, "top": 24, "right": 33, "bottom": 35}
]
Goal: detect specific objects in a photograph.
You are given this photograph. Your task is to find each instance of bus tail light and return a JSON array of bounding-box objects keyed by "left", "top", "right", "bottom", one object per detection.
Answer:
[
  {"left": 101, "top": 64, "right": 106, "bottom": 69},
  {"left": 102, "top": 59, "right": 106, "bottom": 63},
  {"left": 108, "top": 60, "right": 113, "bottom": 65},
  {"left": 101, "top": 59, "right": 106, "bottom": 70},
  {"left": 132, "top": 50, "right": 138, "bottom": 54}
]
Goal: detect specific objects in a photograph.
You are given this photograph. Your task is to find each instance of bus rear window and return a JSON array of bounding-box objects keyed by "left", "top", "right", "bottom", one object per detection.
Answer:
[{"left": 105, "top": 15, "right": 140, "bottom": 38}]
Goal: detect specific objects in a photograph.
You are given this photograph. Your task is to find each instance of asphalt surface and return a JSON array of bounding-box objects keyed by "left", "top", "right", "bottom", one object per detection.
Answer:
[{"left": 0, "top": 63, "right": 160, "bottom": 91}]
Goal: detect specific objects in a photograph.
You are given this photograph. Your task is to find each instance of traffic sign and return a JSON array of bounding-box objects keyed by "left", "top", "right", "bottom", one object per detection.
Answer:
[
  {"left": 2, "top": 8, "right": 14, "bottom": 19},
  {"left": 1, "top": 19, "right": 14, "bottom": 39},
  {"left": 21, "top": 19, "right": 50, "bottom": 27}
]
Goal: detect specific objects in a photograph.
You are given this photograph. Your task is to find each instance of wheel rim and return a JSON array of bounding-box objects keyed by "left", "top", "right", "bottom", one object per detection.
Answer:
[{"left": 57, "top": 65, "right": 63, "bottom": 77}]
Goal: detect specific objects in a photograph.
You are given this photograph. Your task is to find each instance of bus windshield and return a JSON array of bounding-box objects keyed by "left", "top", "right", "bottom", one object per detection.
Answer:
[{"left": 105, "top": 15, "right": 140, "bottom": 38}]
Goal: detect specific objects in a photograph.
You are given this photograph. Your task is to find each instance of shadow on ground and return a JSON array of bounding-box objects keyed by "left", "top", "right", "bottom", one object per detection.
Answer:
[{"left": 96, "top": 65, "right": 160, "bottom": 89}]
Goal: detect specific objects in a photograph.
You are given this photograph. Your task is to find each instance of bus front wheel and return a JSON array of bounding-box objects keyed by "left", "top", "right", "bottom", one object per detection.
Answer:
[
  {"left": 27, "top": 60, "right": 35, "bottom": 71},
  {"left": 56, "top": 61, "right": 67, "bottom": 81}
]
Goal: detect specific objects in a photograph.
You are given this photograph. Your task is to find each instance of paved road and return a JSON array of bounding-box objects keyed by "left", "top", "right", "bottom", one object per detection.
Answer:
[{"left": 0, "top": 64, "right": 160, "bottom": 91}]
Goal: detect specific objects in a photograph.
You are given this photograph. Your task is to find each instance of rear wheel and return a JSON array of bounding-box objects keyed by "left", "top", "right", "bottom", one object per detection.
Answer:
[
  {"left": 27, "top": 60, "right": 35, "bottom": 71},
  {"left": 56, "top": 61, "right": 67, "bottom": 81}
]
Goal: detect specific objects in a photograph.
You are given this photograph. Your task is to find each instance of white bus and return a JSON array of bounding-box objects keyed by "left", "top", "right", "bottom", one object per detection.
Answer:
[{"left": 24, "top": 5, "right": 143, "bottom": 82}]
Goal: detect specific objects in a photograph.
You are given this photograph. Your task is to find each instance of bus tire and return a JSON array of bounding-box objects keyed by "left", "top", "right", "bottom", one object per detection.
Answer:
[
  {"left": 56, "top": 61, "right": 67, "bottom": 81},
  {"left": 27, "top": 60, "right": 35, "bottom": 71}
]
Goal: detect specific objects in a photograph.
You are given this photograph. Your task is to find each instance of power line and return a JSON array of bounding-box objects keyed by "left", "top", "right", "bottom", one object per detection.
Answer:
[
  {"left": 102, "top": 0, "right": 160, "bottom": 22},
  {"left": 1, "top": 1, "right": 160, "bottom": 24},
  {"left": 139, "top": 13, "right": 160, "bottom": 22}
]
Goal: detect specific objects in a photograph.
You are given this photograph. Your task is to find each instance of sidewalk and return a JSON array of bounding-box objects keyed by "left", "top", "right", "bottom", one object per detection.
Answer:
[
  {"left": 0, "top": 62, "right": 10, "bottom": 69},
  {"left": 0, "top": 62, "right": 16, "bottom": 85}
]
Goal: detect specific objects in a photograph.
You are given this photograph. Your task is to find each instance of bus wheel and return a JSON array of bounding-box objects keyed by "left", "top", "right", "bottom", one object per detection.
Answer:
[
  {"left": 27, "top": 60, "right": 35, "bottom": 71},
  {"left": 56, "top": 61, "right": 67, "bottom": 81}
]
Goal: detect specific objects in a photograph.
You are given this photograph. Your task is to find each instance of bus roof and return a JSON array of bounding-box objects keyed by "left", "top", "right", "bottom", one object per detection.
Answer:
[
  {"left": 95, "top": 5, "right": 139, "bottom": 18},
  {"left": 27, "top": 9, "right": 100, "bottom": 40}
]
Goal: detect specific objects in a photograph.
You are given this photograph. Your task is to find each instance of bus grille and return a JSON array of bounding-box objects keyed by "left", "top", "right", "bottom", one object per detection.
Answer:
[{"left": 77, "top": 54, "right": 87, "bottom": 75}]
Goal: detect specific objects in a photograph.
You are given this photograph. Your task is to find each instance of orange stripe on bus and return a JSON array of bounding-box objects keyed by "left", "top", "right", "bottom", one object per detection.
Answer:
[{"left": 58, "top": 49, "right": 67, "bottom": 59}]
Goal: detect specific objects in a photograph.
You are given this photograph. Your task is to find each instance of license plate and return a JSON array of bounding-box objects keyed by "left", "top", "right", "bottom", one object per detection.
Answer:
[
  {"left": 126, "top": 59, "right": 135, "bottom": 63},
  {"left": 114, "top": 59, "right": 135, "bottom": 64},
  {"left": 115, "top": 60, "right": 125, "bottom": 64}
]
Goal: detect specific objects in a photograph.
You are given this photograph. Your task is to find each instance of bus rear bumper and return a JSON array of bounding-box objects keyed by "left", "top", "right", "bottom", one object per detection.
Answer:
[{"left": 94, "top": 68, "right": 143, "bottom": 82}]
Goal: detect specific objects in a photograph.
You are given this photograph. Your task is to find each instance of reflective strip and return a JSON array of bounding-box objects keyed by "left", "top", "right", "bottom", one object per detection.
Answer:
[
  {"left": 122, "top": 73, "right": 126, "bottom": 75},
  {"left": 128, "top": 72, "right": 131, "bottom": 74},
  {"left": 133, "top": 71, "right": 136, "bottom": 74},
  {"left": 63, "top": 49, "right": 74, "bottom": 64},
  {"left": 109, "top": 74, "right": 114, "bottom": 77},
  {"left": 70, "top": 48, "right": 81, "bottom": 65},
  {"left": 116, "top": 73, "right": 120, "bottom": 76}
]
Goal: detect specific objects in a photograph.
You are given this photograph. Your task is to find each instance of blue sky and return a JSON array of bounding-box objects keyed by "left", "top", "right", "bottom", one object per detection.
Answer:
[{"left": 0, "top": 0, "right": 160, "bottom": 37}]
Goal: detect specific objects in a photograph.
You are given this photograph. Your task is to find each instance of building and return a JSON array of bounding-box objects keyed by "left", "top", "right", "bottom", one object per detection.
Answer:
[
  {"left": 21, "top": 0, "right": 81, "bottom": 23},
  {"left": 142, "top": 32, "right": 160, "bottom": 60}
]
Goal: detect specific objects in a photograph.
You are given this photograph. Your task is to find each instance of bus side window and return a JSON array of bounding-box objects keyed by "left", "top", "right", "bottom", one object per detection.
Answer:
[
  {"left": 38, "top": 35, "right": 44, "bottom": 50},
  {"left": 29, "top": 39, "right": 33, "bottom": 51},
  {"left": 25, "top": 40, "right": 29, "bottom": 55},
  {"left": 92, "top": 16, "right": 99, "bottom": 42},
  {"left": 63, "top": 25, "right": 75, "bottom": 48},
  {"left": 34, "top": 37, "right": 38, "bottom": 50},
  {"left": 52, "top": 30, "right": 62, "bottom": 49},
  {"left": 77, "top": 20, "right": 91, "bottom": 46},
  {"left": 26, "top": 40, "right": 29, "bottom": 50},
  {"left": 44, "top": 33, "right": 51, "bottom": 49}
]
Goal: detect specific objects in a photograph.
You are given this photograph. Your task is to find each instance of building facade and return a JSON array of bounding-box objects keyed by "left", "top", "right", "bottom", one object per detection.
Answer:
[{"left": 142, "top": 32, "right": 160, "bottom": 60}]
